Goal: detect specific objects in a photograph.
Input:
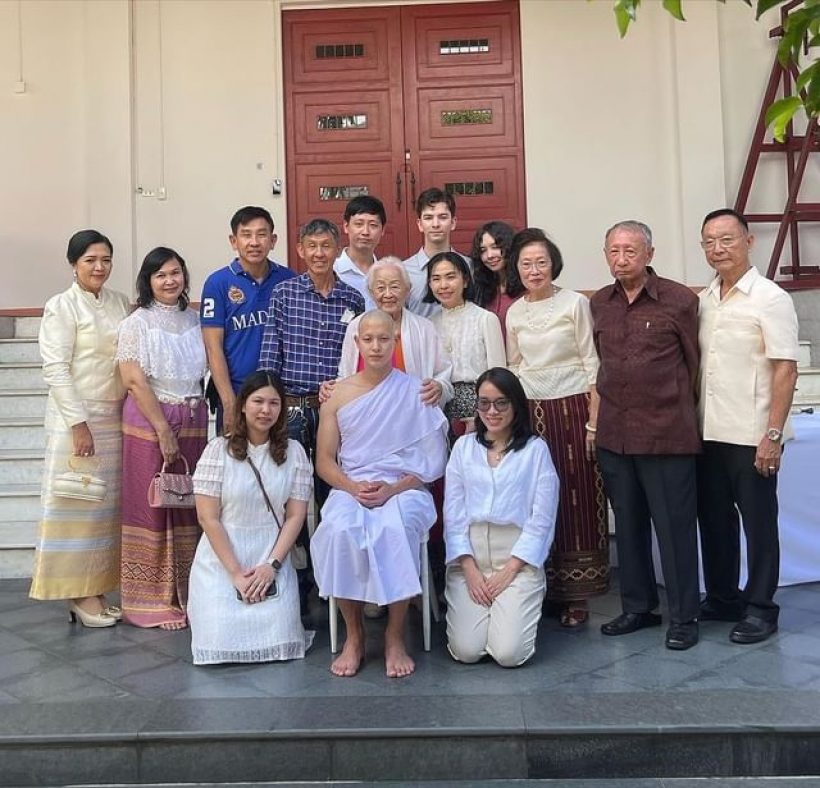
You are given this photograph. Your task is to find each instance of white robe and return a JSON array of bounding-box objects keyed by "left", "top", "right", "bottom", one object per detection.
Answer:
[{"left": 311, "top": 369, "right": 448, "bottom": 605}]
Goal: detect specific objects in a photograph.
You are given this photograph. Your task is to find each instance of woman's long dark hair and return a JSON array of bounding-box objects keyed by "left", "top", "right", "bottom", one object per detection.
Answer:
[
  {"left": 473, "top": 367, "right": 533, "bottom": 453},
  {"left": 135, "top": 247, "right": 190, "bottom": 310},
  {"left": 422, "top": 250, "right": 475, "bottom": 304},
  {"left": 227, "top": 372, "right": 289, "bottom": 465},
  {"left": 471, "top": 221, "right": 524, "bottom": 307}
]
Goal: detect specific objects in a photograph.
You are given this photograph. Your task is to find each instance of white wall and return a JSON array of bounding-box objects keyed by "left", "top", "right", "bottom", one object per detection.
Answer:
[{"left": 0, "top": 0, "right": 796, "bottom": 308}]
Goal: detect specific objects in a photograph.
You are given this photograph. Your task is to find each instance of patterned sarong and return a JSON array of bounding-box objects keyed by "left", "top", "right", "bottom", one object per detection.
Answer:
[
  {"left": 30, "top": 399, "right": 124, "bottom": 600},
  {"left": 530, "top": 393, "right": 610, "bottom": 601},
  {"left": 120, "top": 395, "right": 207, "bottom": 627}
]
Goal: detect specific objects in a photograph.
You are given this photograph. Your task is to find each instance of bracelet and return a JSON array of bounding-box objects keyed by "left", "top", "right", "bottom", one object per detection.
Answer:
[{"left": 585, "top": 423, "right": 597, "bottom": 434}]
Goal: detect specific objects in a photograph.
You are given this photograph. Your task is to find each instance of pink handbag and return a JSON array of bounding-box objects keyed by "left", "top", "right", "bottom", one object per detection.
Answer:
[{"left": 147, "top": 457, "right": 195, "bottom": 509}]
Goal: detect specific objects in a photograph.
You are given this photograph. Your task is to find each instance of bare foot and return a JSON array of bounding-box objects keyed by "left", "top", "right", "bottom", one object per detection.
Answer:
[
  {"left": 159, "top": 620, "right": 188, "bottom": 631},
  {"left": 330, "top": 639, "right": 365, "bottom": 677},
  {"left": 385, "top": 634, "right": 415, "bottom": 678}
]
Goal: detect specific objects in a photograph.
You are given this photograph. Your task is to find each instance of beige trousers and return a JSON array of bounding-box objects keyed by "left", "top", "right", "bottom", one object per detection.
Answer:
[{"left": 445, "top": 522, "right": 546, "bottom": 668}]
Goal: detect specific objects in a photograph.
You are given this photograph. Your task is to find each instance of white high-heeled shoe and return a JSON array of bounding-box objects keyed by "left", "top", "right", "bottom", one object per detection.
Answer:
[{"left": 68, "top": 603, "right": 117, "bottom": 628}]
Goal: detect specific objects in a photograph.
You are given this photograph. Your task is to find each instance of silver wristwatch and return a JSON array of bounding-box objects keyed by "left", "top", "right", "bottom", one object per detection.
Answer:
[{"left": 766, "top": 427, "right": 783, "bottom": 443}]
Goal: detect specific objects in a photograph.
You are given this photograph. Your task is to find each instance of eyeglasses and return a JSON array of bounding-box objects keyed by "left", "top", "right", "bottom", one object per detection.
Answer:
[
  {"left": 518, "top": 261, "right": 550, "bottom": 272},
  {"left": 476, "top": 397, "right": 511, "bottom": 413},
  {"left": 700, "top": 235, "right": 743, "bottom": 251}
]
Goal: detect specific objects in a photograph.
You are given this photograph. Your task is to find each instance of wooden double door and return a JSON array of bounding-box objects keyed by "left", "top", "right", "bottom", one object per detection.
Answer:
[{"left": 282, "top": 0, "right": 526, "bottom": 262}]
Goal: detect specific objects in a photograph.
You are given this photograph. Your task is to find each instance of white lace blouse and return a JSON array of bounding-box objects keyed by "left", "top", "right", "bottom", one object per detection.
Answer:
[
  {"left": 431, "top": 302, "right": 506, "bottom": 384},
  {"left": 116, "top": 302, "right": 208, "bottom": 403}
]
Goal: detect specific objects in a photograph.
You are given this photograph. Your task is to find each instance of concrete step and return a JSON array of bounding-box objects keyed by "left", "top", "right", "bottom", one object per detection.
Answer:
[
  {"left": 0, "top": 450, "right": 44, "bottom": 485},
  {"left": 0, "top": 418, "right": 45, "bottom": 450},
  {"left": 0, "top": 338, "right": 40, "bottom": 364},
  {"left": 0, "top": 520, "right": 36, "bottom": 579},
  {"left": 0, "top": 484, "right": 40, "bottom": 522},
  {"left": 0, "top": 388, "right": 47, "bottom": 418},
  {"left": 798, "top": 339, "right": 812, "bottom": 369},
  {"left": 0, "top": 362, "right": 44, "bottom": 389},
  {"left": 795, "top": 367, "right": 820, "bottom": 406},
  {"left": 14, "top": 316, "right": 41, "bottom": 338}
]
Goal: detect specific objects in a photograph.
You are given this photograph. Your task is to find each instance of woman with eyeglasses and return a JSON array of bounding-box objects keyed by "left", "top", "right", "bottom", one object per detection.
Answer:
[
  {"left": 444, "top": 367, "right": 558, "bottom": 667},
  {"left": 505, "top": 228, "right": 609, "bottom": 628}
]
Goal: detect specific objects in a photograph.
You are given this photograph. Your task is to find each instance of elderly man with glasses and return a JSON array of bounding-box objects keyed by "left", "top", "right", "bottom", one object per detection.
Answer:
[{"left": 696, "top": 208, "right": 799, "bottom": 645}]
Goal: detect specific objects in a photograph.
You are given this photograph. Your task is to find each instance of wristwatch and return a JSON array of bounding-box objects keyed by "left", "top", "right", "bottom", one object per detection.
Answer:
[
  {"left": 269, "top": 558, "right": 282, "bottom": 572},
  {"left": 766, "top": 427, "right": 783, "bottom": 443}
]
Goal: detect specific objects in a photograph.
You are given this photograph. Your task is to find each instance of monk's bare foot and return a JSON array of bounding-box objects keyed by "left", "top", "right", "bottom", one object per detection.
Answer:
[
  {"left": 330, "top": 640, "right": 364, "bottom": 677},
  {"left": 159, "top": 620, "right": 188, "bottom": 631},
  {"left": 385, "top": 635, "right": 415, "bottom": 678}
]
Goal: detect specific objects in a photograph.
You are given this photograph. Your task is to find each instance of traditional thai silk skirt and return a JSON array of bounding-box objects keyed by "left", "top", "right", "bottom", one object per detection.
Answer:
[
  {"left": 30, "top": 399, "right": 124, "bottom": 600},
  {"left": 120, "top": 395, "right": 207, "bottom": 627},
  {"left": 444, "top": 381, "right": 477, "bottom": 444},
  {"left": 529, "top": 393, "right": 610, "bottom": 602}
]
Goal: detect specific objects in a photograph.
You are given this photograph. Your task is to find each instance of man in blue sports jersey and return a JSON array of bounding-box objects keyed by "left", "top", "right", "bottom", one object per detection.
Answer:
[{"left": 200, "top": 206, "right": 294, "bottom": 433}]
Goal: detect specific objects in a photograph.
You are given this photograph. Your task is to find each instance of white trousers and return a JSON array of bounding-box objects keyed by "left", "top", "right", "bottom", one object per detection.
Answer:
[{"left": 445, "top": 522, "right": 546, "bottom": 668}]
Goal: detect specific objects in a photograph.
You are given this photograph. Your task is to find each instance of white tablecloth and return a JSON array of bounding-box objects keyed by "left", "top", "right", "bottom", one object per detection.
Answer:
[{"left": 645, "top": 412, "right": 820, "bottom": 588}]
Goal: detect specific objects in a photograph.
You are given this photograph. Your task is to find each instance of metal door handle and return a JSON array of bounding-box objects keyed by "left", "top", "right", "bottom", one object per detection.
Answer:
[
  {"left": 410, "top": 169, "right": 417, "bottom": 207},
  {"left": 396, "top": 171, "right": 402, "bottom": 209}
]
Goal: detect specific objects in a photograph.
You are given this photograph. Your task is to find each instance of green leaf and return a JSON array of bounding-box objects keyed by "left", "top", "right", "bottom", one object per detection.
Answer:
[
  {"left": 765, "top": 95, "right": 802, "bottom": 140},
  {"left": 757, "top": 0, "right": 787, "bottom": 19},
  {"left": 614, "top": 3, "right": 632, "bottom": 37},
  {"left": 662, "top": 0, "right": 685, "bottom": 22},
  {"left": 796, "top": 61, "right": 820, "bottom": 92},
  {"left": 806, "top": 65, "right": 820, "bottom": 115}
]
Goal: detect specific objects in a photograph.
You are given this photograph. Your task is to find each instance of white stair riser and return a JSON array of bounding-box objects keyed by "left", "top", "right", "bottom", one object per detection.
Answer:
[
  {"left": 0, "top": 424, "right": 46, "bottom": 449},
  {"left": 0, "top": 365, "right": 44, "bottom": 389},
  {"left": 14, "top": 317, "right": 41, "bottom": 338},
  {"left": 0, "top": 458, "right": 44, "bottom": 485},
  {"left": 798, "top": 341, "right": 811, "bottom": 369},
  {"left": 0, "top": 394, "right": 47, "bottom": 418},
  {"left": 0, "top": 549, "right": 35, "bottom": 579},
  {"left": 0, "top": 520, "right": 37, "bottom": 548},
  {"left": 795, "top": 369, "right": 820, "bottom": 406},
  {"left": 0, "top": 341, "right": 40, "bottom": 364},
  {"left": 0, "top": 493, "right": 40, "bottom": 522}
]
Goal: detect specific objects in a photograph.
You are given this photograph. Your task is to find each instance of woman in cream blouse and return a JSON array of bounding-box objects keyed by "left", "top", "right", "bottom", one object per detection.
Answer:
[
  {"left": 444, "top": 367, "right": 558, "bottom": 666},
  {"left": 506, "top": 227, "right": 609, "bottom": 628},
  {"left": 425, "top": 251, "right": 506, "bottom": 440},
  {"left": 30, "top": 230, "right": 131, "bottom": 627}
]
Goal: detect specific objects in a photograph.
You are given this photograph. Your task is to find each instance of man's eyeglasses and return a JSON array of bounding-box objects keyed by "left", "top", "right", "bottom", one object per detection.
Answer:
[
  {"left": 476, "top": 397, "right": 511, "bottom": 413},
  {"left": 700, "top": 235, "right": 743, "bottom": 251}
]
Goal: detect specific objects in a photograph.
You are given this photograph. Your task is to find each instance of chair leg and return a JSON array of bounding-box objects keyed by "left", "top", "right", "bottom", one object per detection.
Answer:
[
  {"left": 426, "top": 549, "right": 441, "bottom": 624},
  {"left": 329, "top": 596, "right": 338, "bottom": 654},
  {"left": 421, "top": 544, "right": 431, "bottom": 652}
]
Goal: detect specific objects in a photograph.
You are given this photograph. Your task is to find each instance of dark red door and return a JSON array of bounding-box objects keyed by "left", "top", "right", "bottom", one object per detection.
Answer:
[{"left": 283, "top": 0, "right": 525, "bottom": 266}]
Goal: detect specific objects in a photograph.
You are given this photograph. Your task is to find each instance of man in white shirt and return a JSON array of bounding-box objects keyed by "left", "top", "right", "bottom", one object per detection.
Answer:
[
  {"left": 697, "top": 208, "right": 799, "bottom": 645},
  {"left": 403, "top": 187, "right": 468, "bottom": 318},
  {"left": 333, "top": 196, "right": 386, "bottom": 310}
]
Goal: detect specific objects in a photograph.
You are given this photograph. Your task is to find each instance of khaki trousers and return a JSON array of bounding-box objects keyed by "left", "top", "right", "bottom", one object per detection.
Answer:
[{"left": 445, "top": 522, "right": 546, "bottom": 667}]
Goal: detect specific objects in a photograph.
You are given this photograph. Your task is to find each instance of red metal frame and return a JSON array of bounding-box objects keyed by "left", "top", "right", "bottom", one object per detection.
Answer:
[{"left": 734, "top": 0, "right": 820, "bottom": 290}]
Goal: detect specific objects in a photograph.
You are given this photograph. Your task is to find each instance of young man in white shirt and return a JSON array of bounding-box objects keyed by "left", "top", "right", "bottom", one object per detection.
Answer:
[{"left": 333, "top": 195, "right": 386, "bottom": 311}]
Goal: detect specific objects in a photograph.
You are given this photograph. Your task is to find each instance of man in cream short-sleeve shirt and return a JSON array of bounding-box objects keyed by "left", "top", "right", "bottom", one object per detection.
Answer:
[{"left": 697, "top": 208, "right": 799, "bottom": 645}]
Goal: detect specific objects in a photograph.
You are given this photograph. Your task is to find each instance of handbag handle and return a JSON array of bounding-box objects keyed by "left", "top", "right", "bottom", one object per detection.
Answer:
[
  {"left": 159, "top": 456, "right": 191, "bottom": 475},
  {"left": 68, "top": 456, "right": 101, "bottom": 472}
]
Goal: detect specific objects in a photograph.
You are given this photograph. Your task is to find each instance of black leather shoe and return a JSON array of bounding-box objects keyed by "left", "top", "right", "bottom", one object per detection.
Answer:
[
  {"left": 699, "top": 600, "right": 743, "bottom": 622},
  {"left": 730, "top": 616, "right": 777, "bottom": 644},
  {"left": 601, "top": 611, "right": 662, "bottom": 636},
  {"left": 665, "top": 621, "right": 699, "bottom": 650}
]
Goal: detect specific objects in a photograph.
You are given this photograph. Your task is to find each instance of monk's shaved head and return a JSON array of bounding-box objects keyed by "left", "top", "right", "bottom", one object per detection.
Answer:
[{"left": 357, "top": 309, "right": 394, "bottom": 334}]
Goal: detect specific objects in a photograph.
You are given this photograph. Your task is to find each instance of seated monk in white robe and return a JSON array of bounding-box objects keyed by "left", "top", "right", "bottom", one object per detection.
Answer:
[{"left": 312, "top": 310, "right": 448, "bottom": 678}]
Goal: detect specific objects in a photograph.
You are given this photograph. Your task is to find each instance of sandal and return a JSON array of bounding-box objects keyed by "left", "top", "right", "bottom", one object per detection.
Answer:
[{"left": 560, "top": 605, "right": 589, "bottom": 628}]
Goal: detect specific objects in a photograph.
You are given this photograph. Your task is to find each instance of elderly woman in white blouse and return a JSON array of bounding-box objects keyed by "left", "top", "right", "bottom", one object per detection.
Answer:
[
  {"left": 444, "top": 367, "right": 559, "bottom": 667},
  {"left": 424, "top": 251, "right": 506, "bottom": 440},
  {"left": 116, "top": 247, "right": 208, "bottom": 630},
  {"left": 321, "top": 256, "right": 453, "bottom": 407}
]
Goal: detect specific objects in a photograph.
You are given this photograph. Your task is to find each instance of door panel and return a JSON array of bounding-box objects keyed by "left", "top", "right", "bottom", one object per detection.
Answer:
[{"left": 283, "top": 1, "right": 525, "bottom": 265}]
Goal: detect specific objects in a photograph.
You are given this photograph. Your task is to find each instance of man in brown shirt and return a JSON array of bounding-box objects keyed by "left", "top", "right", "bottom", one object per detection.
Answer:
[{"left": 590, "top": 220, "right": 701, "bottom": 650}]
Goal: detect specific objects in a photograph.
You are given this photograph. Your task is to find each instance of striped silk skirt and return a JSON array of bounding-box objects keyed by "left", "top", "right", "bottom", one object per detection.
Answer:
[
  {"left": 30, "top": 399, "right": 124, "bottom": 600},
  {"left": 120, "top": 395, "right": 208, "bottom": 628},
  {"left": 529, "top": 393, "right": 610, "bottom": 602}
]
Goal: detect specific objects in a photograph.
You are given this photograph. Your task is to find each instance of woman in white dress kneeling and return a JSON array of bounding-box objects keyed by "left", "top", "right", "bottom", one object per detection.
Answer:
[
  {"left": 444, "top": 367, "right": 559, "bottom": 667},
  {"left": 189, "top": 372, "right": 314, "bottom": 665}
]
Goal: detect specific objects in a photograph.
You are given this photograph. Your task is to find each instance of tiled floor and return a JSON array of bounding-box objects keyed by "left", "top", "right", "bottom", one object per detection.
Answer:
[{"left": 2, "top": 577, "right": 820, "bottom": 703}]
